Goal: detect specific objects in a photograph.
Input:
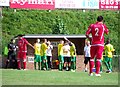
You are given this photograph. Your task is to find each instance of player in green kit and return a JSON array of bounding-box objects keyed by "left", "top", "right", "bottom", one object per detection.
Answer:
[
  {"left": 58, "top": 40, "right": 64, "bottom": 71},
  {"left": 104, "top": 39, "right": 115, "bottom": 73},
  {"left": 70, "top": 43, "right": 76, "bottom": 72},
  {"left": 64, "top": 37, "right": 76, "bottom": 72},
  {"left": 41, "top": 39, "right": 48, "bottom": 70},
  {"left": 34, "top": 39, "right": 41, "bottom": 70}
]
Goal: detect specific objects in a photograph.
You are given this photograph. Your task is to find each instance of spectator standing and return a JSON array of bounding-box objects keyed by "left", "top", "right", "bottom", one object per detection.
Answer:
[
  {"left": 5, "top": 39, "right": 17, "bottom": 69},
  {"left": 84, "top": 40, "right": 91, "bottom": 72},
  {"left": 46, "top": 41, "right": 53, "bottom": 69}
]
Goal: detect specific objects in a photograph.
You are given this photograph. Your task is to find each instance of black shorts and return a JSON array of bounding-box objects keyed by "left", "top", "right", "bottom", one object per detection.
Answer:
[
  {"left": 64, "top": 57, "right": 71, "bottom": 63},
  {"left": 8, "top": 52, "right": 16, "bottom": 60},
  {"left": 84, "top": 57, "right": 90, "bottom": 64}
]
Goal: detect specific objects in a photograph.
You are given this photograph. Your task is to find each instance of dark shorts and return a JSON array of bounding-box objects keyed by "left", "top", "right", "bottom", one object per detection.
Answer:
[
  {"left": 47, "top": 56, "right": 52, "bottom": 63},
  {"left": 8, "top": 52, "right": 16, "bottom": 60},
  {"left": 84, "top": 57, "right": 90, "bottom": 64},
  {"left": 64, "top": 57, "right": 71, "bottom": 63}
]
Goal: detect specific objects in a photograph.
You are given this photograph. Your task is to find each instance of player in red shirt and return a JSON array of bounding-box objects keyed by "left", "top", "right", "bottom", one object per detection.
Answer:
[
  {"left": 17, "top": 34, "right": 34, "bottom": 70},
  {"left": 86, "top": 16, "right": 109, "bottom": 76}
]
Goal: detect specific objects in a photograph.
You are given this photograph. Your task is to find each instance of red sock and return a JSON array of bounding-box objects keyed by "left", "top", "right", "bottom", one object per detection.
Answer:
[
  {"left": 89, "top": 59, "right": 94, "bottom": 74},
  {"left": 23, "top": 62, "right": 26, "bottom": 69},
  {"left": 17, "top": 61, "right": 21, "bottom": 69},
  {"left": 96, "top": 59, "right": 101, "bottom": 74}
]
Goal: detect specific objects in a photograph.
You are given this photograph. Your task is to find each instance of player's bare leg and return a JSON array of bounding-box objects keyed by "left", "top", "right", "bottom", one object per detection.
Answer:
[
  {"left": 84, "top": 64, "right": 88, "bottom": 72},
  {"left": 68, "top": 62, "right": 71, "bottom": 71}
]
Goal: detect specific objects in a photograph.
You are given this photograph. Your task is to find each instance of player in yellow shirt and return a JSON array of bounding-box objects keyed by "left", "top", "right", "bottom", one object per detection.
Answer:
[
  {"left": 58, "top": 40, "right": 64, "bottom": 71},
  {"left": 34, "top": 39, "right": 41, "bottom": 70},
  {"left": 104, "top": 39, "right": 115, "bottom": 73},
  {"left": 70, "top": 42, "right": 76, "bottom": 72},
  {"left": 41, "top": 39, "right": 48, "bottom": 70}
]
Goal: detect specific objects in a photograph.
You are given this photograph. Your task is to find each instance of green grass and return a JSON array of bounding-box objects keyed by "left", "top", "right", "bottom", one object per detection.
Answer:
[{"left": 2, "top": 69, "right": 118, "bottom": 85}]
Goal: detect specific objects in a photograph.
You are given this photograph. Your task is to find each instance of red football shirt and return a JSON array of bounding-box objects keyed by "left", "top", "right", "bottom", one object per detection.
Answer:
[
  {"left": 18, "top": 38, "right": 29, "bottom": 52},
  {"left": 86, "top": 22, "right": 109, "bottom": 46}
]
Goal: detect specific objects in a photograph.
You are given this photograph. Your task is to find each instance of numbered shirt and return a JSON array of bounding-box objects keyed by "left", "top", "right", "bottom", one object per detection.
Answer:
[
  {"left": 86, "top": 22, "right": 109, "bottom": 46},
  {"left": 18, "top": 38, "right": 29, "bottom": 52}
]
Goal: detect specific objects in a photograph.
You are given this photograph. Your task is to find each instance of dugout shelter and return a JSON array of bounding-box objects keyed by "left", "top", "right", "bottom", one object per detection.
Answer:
[{"left": 24, "top": 34, "right": 87, "bottom": 69}]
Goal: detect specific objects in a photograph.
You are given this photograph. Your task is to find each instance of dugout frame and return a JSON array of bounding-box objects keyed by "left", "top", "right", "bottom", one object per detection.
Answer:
[{"left": 24, "top": 34, "right": 87, "bottom": 69}]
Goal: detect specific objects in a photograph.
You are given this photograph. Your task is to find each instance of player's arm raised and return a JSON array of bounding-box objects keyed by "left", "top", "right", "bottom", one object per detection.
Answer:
[{"left": 64, "top": 37, "right": 71, "bottom": 44}]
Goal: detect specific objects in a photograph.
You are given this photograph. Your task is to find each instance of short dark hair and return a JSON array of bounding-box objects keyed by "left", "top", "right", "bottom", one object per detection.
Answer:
[
  {"left": 105, "top": 38, "right": 111, "bottom": 45},
  {"left": 43, "top": 38, "right": 47, "bottom": 42},
  {"left": 17, "top": 34, "right": 25, "bottom": 37},
  {"left": 97, "top": 16, "right": 103, "bottom": 22},
  {"left": 11, "top": 39, "right": 14, "bottom": 42}
]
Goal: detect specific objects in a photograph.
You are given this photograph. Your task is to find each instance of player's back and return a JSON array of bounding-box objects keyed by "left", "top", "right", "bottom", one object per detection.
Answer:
[
  {"left": 105, "top": 44, "right": 114, "bottom": 58},
  {"left": 58, "top": 44, "right": 63, "bottom": 56},
  {"left": 90, "top": 22, "right": 107, "bottom": 45},
  {"left": 34, "top": 43, "right": 41, "bottom": 55},
  {"left": 70, "top": 43, "right": 76, "bottom": 56},
  {"left": 41, "top": 43, "right": 47, "bottom": 55}
]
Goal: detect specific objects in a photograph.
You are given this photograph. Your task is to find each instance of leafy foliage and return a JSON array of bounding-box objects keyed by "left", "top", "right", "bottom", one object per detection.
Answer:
[{"left": 2, "top": 8, "right": 119, "bottom": 54}]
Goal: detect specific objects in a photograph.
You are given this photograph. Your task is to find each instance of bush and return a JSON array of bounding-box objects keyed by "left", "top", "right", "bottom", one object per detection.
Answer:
[{"left": 2, "top": 8, "right": 119, "bottom": 55}]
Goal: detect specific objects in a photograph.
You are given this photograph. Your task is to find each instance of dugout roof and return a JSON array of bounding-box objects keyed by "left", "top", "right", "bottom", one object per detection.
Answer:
[{"left": 23, "top": 34, "right": 87, "bottom": 39}]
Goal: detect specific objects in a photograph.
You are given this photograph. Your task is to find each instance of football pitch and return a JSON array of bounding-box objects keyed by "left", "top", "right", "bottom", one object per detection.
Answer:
[{"left": 1, "top": 69, "right": 118, "bottom": 85}]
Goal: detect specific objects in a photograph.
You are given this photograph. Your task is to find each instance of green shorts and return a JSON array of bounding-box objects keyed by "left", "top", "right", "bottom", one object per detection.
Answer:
[
  {"left": 71, "top": 56, "right": 76, "bottom": 62},
  {"left": 104, "top": 56, "right": 112, "bottom": 62},
  {"left": 34, "top": 55, "right": 42, "bottom": 62},
  {"left": 41, "top": 55, "right": 47, "bottom": 61},
  {"left": 58, "top": 55, "right": 64, "bottom": 63}
]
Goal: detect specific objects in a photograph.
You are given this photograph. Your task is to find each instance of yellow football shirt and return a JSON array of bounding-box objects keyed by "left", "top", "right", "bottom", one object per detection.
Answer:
[
  {"left": 34, "top": 43, "right": 41, "bottom": 55},
  {"left": 104, "top": 44, "right": 115, "bottom": 58},
  {"left": 70, "top": 43, "right": 76, "bottom": 57},
  {"left": 58, "top": 44, "right": 63, "bottom": 56},
  {"left": 40, "top": 43, "right": 48, "bottom": 56}
]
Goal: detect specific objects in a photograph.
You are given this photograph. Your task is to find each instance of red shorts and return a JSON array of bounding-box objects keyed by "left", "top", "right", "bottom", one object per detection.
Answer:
[
  {"left": 90, "top": 46, "right": 104, "bottom": 59},
  {"left": 17, "top": 52, "right": 27, "bottom": 59}
]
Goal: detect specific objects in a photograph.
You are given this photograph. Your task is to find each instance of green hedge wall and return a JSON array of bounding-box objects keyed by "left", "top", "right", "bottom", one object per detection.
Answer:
[{"left": 2, "top": 8, "right": 119, "bottom": 54}]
